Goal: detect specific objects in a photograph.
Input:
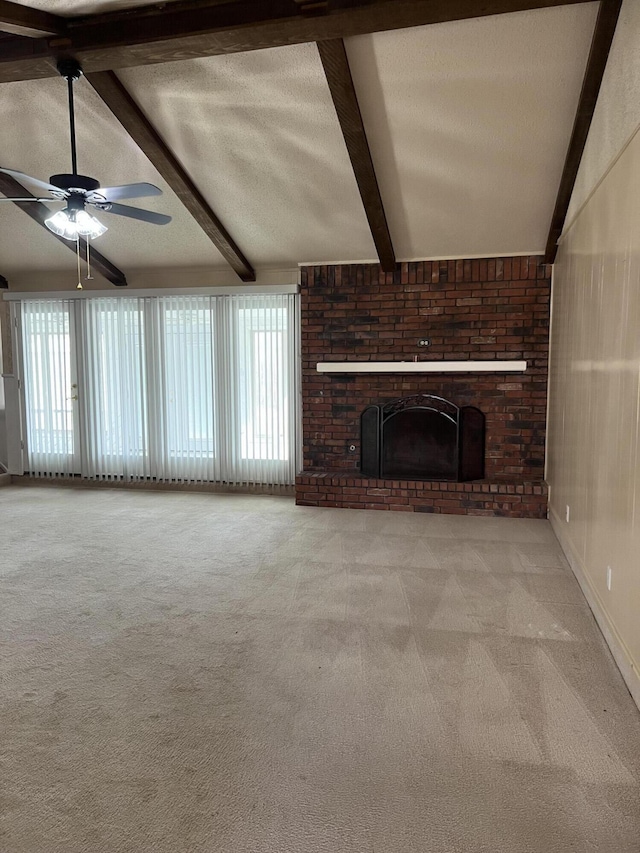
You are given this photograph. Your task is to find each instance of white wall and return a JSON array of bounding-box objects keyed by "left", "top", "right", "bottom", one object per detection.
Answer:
[
  {"left": 547, "top": 0, "right": 640, "bottom": 707},
  {"left": 0, "top": 328, "right": 6, "bottom": 469},
  {"left": 5, "top": 266, "right": 299, "bottom": 292}
]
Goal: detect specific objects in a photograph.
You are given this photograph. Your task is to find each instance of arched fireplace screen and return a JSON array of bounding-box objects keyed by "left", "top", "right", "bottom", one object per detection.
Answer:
[{"left": 361, "top": 394, "right": 484, "bottom": 481}]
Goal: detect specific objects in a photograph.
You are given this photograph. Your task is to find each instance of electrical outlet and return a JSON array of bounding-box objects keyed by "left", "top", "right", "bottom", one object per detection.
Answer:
[
  {"left": 565, "top": 505, "right": 570, "bottom": 523},
  {"left": 607, "top": 566, "right": 612, "bottom": 591}
]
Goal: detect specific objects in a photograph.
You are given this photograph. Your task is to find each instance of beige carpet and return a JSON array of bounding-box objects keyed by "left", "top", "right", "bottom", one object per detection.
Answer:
[{"left": 1, "top": 486, "right": 639, "bottom": 852}]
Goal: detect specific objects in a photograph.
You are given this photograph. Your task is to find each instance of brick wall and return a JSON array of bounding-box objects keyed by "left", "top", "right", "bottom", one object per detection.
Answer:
[
  {"left": 300, "top": 256, "right": 551, "bottom": 482},
  {"left": 296, "top": 472, "right": 548, "bottom": 518}
]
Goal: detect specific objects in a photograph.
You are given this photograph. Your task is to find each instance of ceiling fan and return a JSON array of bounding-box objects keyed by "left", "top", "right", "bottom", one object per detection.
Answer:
[{"left": 0, "top": 58, "right": 171, "bottom": 241}]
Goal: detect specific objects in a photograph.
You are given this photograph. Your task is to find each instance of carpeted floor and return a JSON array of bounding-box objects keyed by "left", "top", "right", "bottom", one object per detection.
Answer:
[{"left": 1, "top": 486, "right": 639, "bottom": 852}]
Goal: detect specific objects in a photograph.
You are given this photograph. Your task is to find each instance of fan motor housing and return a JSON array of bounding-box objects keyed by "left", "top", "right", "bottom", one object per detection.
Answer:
[{"left": 50, "top": 174, "right": 100, "bottom": 193}]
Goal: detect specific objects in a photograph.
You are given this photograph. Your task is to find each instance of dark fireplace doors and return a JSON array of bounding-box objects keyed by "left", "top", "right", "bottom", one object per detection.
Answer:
[{"left": 361, "top": 394, "right": 485, "bottom": 481}]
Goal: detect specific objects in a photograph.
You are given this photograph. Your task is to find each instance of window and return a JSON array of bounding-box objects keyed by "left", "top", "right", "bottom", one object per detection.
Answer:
[{"left": 19, "top": 292, "right": 298, "bottom": 486}]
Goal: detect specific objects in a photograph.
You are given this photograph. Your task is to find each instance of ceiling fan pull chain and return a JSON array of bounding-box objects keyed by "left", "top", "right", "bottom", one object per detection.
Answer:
[
  {"left": 76, "top": 236, "right": 83, "bottom": 290},
  {"left": 86, "top": 237, "right": 94, "bottom": 280}
]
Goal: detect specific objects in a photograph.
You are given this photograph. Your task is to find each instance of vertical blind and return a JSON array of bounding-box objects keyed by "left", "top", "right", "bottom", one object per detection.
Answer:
[
  {"left": 20, "top": 292, "right": 298, "bottom": 486},
  {"left": 21, "top": 299, "right": 77, "bottom": 477}
]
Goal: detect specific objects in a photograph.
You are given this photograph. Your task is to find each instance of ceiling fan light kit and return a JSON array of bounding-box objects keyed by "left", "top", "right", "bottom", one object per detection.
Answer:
[{"left": 45, "top": 207, "right": 108, "bottom": 241}]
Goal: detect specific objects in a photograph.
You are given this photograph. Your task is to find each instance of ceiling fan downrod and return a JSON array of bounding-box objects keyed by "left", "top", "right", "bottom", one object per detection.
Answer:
[{"left": 57, "top": 58, "right": 83, "bottom": 177}]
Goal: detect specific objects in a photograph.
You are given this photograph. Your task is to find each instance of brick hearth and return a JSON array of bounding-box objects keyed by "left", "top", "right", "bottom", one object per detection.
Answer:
[
  {"left": 296, "top": 473, "right": 548, "bottom": 518},
  {"left": 297, "top": 256, "right": 550, "bottom": 518}
]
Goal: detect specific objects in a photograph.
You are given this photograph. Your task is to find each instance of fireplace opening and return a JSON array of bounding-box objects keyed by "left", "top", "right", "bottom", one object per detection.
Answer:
[{"left": 361, "top": 394, "right": 485, "bottom": 481}]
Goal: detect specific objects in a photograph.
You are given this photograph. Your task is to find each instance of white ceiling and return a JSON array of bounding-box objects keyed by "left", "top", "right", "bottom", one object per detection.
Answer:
[
  {"left": 118, "top": 43, "right": 377, "bottom": 268},
  {"left": 10, "top": 0, "right": 177, "bottom": 14},
  {"left": 0, "top": 74, "right": 228, "bottom": 271},
  {"left": 0, "top": 3, "right": 599, "bottom": 283},
  {"left": 347, "top": 4, "right": 599, "bottom": 259}
]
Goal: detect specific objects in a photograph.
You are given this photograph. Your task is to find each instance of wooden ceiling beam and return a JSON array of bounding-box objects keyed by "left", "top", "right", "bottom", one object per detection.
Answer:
[
  {"left": 317, "top": 38, "right": 395, "bottom": 272},
  {"left": 86, "top": 70, "right": 255, "bottom": 282},
  {"left": 544, "top": 0, "right": 623, "bottom": 263},
  {"left": 0, "top": 0, "right": 597, "bottom": 84},
  {"left": 0, "top": 172, "right": 128, "bottom": 286},
  {"left": 0, "top": 1, "right": 65, "bottom": 38}
]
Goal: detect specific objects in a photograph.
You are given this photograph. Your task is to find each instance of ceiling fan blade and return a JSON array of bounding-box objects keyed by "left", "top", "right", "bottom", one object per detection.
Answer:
[
  {"left": 0, "top": 197, "right": 55, "bottom": 202},
  {"left": 94, "top": 182, "right": 163, "bottom": 201},
  {"left": 99, "top": 202, "right": 172, "bottom": 225},
  {"left": 0, "top": 168, "right": 60, "bottom": 195}
]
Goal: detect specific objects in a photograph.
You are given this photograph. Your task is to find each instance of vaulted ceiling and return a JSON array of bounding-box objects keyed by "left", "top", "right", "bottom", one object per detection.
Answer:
[{"left": 0, "top": 1, "right": 619, "bottom": 286}]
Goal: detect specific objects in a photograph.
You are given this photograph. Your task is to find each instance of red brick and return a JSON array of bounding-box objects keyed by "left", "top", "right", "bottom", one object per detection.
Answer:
[{"left": 298, "top": 255, "right": 549, "bottom": 515}]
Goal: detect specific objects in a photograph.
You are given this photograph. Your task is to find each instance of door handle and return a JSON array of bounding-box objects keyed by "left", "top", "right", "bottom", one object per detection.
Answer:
[{"left": 67, "top": 394, "right": 78, "bottom": 401}]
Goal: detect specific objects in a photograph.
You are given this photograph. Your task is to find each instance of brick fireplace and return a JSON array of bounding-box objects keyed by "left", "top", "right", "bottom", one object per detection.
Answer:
[{"left": 296, "top": 256, "right": 550, "bottom": 517}]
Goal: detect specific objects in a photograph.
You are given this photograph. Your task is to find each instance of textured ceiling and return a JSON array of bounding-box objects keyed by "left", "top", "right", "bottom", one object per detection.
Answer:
[
  {"left": 6, "top": 0, "right": 185, "bottom": 15},
  {"left": 118, "top": 43, "right": 376, "bottom": 268},
  {"left": 347, "top": 4, "right": 599, "bottom": 259},
  {"left": 0, "top": 4, "right": 599, "bottom": 282},
  {"left": 566, "top": 0, "right": 640, "bottom": 229},
  {"left": 0, "top": 75, "right": 228, "bottom": 273}
]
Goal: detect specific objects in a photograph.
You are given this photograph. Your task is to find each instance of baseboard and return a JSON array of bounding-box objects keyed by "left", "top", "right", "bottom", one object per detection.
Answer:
[
  {"left": 550, "top": 506, "right": 640, "bottom": 711},
  {"left": 10, "top": 474, "right": 294, "bottom": 498}
]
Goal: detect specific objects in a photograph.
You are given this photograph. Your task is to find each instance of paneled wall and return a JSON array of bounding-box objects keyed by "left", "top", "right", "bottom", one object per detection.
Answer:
[
  {"left": 547, "top": 127, "right": 640, "bottom": 705},
  {"left": 0, "top": 329, "right": 6, "bottom": 469}
]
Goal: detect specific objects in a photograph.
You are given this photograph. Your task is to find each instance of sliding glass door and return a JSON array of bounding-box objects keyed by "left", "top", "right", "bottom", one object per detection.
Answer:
[
  {"left": 80, "top": 297, "right": 149, "bottom": 480},
  {"left": 21, "top": 300, "right": 80, "bottom": 476},
  {"left": 18, "top": 292, "right": 298, "bottom": 486},
  {"left": 154, "top": 296, "right": 218, "bottom": 482},
  {"left": 222, "top": 295, "right": 295, "bottom": 486}
]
